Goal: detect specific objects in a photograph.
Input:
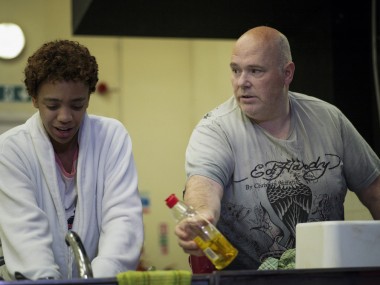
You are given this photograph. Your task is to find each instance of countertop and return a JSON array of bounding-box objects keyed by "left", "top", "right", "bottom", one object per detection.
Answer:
[{"left": 0, "top": 267, "right": 379, "bottom": 285}]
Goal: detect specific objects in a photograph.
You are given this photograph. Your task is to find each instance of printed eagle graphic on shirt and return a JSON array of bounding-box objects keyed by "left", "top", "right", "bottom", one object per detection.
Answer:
[{"left": 266, "top": 180, "right": 312, "bottom": 248}]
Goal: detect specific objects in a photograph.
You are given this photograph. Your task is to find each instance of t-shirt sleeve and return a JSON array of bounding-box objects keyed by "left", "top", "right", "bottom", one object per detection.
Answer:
[
  {"left": 340, "top": 112, "right": 380, "bottom": 192},
  {"left": 185, "top": 121, "right": 234, "bottom": 188}
]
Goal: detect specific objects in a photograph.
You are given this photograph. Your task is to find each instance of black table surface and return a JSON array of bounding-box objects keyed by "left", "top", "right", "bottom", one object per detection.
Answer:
[{"left": 0, "top": 267, "right": 378, "bottom": 285}]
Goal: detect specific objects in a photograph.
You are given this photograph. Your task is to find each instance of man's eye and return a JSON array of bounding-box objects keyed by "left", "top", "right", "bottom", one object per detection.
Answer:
[
  {"left": 250, "top": 69, "right": 262, "bottom": 74},
  {"left": 47, "top": 105, "right": 59, "bottom": 110}
]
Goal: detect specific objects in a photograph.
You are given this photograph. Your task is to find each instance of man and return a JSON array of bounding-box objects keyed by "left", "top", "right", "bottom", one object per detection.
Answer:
[{"left": 175, "top": 26, "right": 380, "bottom": 270}]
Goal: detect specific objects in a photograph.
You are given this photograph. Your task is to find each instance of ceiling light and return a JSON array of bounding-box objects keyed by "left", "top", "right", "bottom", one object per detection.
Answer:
[{"left": 0, "top": 23, "right": 25, "bottom": 60}]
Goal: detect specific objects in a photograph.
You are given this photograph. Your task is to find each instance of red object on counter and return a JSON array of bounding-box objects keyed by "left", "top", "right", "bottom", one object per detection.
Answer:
[{"left": 189, "top": 255, "right": 216, "bottom": 274}]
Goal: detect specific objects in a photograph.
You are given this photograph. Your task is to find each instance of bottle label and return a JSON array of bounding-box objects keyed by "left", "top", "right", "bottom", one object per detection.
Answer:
[{"left": 203, "top": 247, "right": 218, "bottom": 261}]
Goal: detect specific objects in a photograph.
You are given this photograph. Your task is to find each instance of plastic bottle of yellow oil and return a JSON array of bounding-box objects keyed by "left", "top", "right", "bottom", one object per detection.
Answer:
[{"left": 165, "top": 194, "right": 238, "bottom": 270}]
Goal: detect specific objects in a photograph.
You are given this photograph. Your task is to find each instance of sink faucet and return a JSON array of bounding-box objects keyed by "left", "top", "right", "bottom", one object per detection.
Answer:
[{"left": 65, "top": 231, "right": 94, "bottom": 279}]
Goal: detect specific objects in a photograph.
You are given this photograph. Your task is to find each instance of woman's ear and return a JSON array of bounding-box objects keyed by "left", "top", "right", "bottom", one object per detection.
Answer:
[{"left": 31, "top": 96, "right": 38, "bottom": 108}]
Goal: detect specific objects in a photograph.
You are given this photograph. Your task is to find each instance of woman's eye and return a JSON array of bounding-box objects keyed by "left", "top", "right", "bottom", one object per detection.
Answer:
[{"left": 72, "top": 105, "right": 84, "bottom": 110}]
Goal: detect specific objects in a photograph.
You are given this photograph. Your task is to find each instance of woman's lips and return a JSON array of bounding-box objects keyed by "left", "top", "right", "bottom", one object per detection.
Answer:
[{"left": 54, "top": 127, "right": 73, "bottom": 138}]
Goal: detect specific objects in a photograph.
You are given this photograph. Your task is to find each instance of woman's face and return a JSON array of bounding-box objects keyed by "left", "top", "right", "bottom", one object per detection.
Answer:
[{"left": 32, "top": 81, "right": 89, "bottom": 152}]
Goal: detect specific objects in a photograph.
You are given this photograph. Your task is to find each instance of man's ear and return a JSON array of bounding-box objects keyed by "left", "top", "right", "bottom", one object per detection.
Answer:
[{"left": 284, "top": 62, "right": 295, "bottom": 85}]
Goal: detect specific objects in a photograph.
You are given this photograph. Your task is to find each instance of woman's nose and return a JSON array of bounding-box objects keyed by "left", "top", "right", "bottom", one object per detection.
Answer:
[{"left": 57, "top": 107, "right": 72, "bottom": 122}]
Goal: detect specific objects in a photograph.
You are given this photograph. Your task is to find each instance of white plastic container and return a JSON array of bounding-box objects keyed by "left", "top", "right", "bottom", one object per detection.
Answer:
[{"left": 296, "top": 221, "right": 380, "bottom": 269}]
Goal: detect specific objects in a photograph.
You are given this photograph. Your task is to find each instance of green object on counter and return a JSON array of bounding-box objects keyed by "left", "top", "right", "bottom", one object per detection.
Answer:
[
  {"left": 258, "top": 248, "right": 296, "bottom": 270},
  {"left": 116, "top": 270, "right": 192, "bottom": 285}
]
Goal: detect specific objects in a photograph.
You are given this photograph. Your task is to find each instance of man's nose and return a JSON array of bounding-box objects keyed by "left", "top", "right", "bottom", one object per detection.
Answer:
[{"left": 237, "top": 72, "right": 251, "bottom": 87}]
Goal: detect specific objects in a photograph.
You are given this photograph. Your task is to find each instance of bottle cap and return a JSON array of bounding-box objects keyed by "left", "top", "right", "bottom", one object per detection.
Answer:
[{"left": 165, "top": 194, "right": 179, "bottom": 208}]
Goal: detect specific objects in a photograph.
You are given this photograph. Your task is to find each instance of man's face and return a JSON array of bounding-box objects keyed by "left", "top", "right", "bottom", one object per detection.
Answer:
[
  {"left": 230, "top": 37, "right": 292, "bottom": 123},
  {"left": 32, "top": 81, "right": 89, "bottom": 152}
]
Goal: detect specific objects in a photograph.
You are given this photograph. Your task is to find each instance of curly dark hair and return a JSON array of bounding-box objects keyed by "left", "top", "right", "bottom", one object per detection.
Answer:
[{"left": 24, "top": 40, "right": 98, "bottom": 98}]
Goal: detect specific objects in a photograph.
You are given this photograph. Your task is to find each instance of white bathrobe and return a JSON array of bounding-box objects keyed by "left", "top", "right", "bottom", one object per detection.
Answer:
[{"left": 0, "top": 112, "right": 143, "bottom": 280}]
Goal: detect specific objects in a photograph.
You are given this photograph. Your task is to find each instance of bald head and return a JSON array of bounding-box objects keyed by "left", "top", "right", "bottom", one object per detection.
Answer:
[
  {"left": 229, "top": 26, "right": 295, "bottom": 124},
  {"left": 234, "top": 26, "right": 292, "bottom": 67}
]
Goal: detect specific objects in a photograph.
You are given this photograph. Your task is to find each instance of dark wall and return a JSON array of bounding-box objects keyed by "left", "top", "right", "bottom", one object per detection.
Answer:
[
  {"left": 331, "top": 0, "right": 380, "bottom": 155},
  {"left": 73, "top": 0, "right": 380, "bottom": 155}
]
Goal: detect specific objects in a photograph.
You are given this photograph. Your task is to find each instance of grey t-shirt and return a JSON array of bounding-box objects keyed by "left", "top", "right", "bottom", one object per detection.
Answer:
[{"left": 185, "top": 92, "right": 380, "bottom": 269}]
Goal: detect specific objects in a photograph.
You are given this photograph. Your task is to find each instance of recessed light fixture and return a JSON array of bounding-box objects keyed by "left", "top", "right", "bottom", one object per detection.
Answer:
[{"left": 0, "top": 23, "right": 25, "bottom": 60}]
